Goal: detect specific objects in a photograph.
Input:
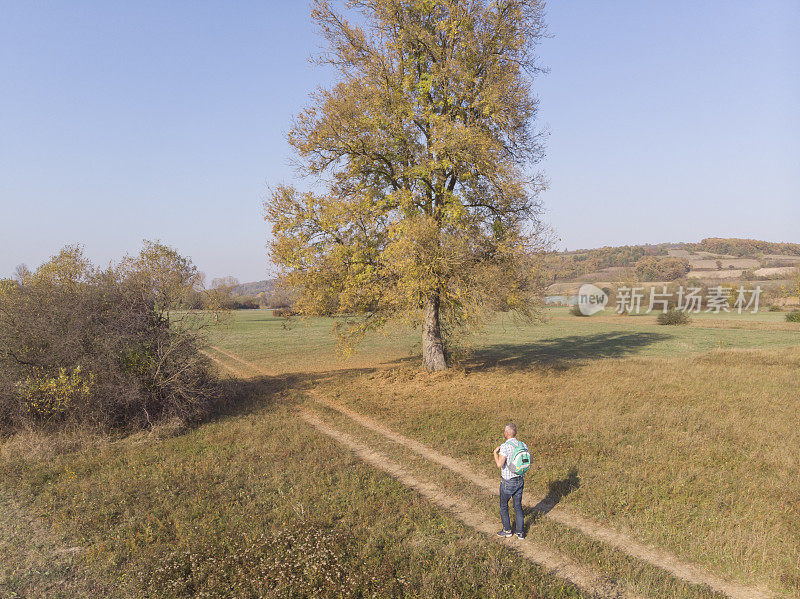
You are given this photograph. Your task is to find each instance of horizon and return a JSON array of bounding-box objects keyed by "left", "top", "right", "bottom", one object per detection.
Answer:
[{"left": 1, "top": 1, "right": 798, "bottom": 281}]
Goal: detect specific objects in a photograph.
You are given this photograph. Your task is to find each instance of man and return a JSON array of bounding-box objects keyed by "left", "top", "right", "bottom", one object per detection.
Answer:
[{"left": 493, "top": 422, "right": 527, "bottom": 539}]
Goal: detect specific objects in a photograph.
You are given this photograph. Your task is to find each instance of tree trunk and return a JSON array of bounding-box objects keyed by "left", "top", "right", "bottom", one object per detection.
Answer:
[{"left": 422, "top": 293, "right": 447, "bottom": 372}]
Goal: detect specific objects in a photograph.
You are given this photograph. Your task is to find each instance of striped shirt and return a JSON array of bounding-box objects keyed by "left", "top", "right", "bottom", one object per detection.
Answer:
[{"left": 499, "top": 438, "right": 528, "bottom": 480}]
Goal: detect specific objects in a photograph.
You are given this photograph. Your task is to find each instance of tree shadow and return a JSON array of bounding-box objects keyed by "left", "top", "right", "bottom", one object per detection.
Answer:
[
  {"left": 202, "top": 372, "right": 308, "bottom": 424},
  {"left": 201, "top": 364, "right": 384, "bottom": 426},
  {"left": 470, "top": 331, "right": 670, "bottom": 372},
  {"left": 521, "top": 467, "right": 581, "bottom": 534}
]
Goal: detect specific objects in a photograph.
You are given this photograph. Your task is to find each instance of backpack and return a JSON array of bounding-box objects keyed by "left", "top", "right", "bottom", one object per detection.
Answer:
[{"left": 507, "top": 439, "right": 531, "bottom": 476}]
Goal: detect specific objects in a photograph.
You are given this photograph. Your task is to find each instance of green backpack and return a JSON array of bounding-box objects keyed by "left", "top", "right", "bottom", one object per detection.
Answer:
[{"left": 508, "top": 439, "right": 531, "bottom": 476}]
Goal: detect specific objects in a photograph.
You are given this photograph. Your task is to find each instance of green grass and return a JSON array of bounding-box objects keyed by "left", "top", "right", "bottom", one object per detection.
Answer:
[
  {"left": 208, "top": 308, "right": 800, "bottom": 375},
  {"left": 207, "top": 311, "right": 419, "bottom": 373}
]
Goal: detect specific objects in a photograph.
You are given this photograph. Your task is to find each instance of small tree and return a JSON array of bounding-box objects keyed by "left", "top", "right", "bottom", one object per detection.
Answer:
[
  {"left": 31, "top": 244, "right": 94, "bottom": 288},
  {"left": 266, "top": 0, "right": 548, "bottom": 371},
  {"left": 120, "top": 240, "right": 200, "bottom": 318},
  {"left": 13, "top": 264, "right": 31, "bottom": 285},
  {"left": 203, "top": 277, "right": 240, "bottom": 319}
]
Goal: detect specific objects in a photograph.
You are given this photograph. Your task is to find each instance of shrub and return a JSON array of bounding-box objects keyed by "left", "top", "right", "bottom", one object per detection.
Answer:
[
  {"left": 768, "top": 305, "right": 783, "bottom": 312},
  {"left": 569, "top": 304, "right": 589, "bottom": 317},
  {"left": 16, "top": 366, "right": 95, "bottom": 422},
  {"left": 657, "top": 309, "right": 691, "bottom": 326},
  {"left": 786, "top": 310, "right": 800, "bottom": 323},
  {"left": 0, "top": 245, "right": 219, "bottom": 432},
  {"left": 232, "top": 296, "right": 261, "bottom": 309}
]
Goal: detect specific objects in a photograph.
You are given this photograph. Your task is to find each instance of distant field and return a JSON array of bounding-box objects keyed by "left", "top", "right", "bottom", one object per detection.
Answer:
[
  {"left": 687, "top": 269, "right": 744, "bottom": 279},
  {"left": 688, "top": 259, "right": 760, "bottom": 270},
  {"left": 549, "top": 242, "right": 798, "bottom": 296},
  {"left": 208, "top": 307, "right": 800, "bottom": 372}
]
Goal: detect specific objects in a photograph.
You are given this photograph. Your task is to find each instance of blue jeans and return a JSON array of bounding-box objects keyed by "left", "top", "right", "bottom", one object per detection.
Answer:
[{"left": 499, "top": 477, "right": 524, "bottom": 534}]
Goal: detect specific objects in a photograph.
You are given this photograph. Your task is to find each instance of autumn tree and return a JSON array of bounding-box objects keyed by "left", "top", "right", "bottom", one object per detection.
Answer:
[
  {"left": 634, "top": 256, "right": 691, "bottom": 282},
  {"left": 266, "top": 0, "right": 548, "bottom": 371},
  {"left": 203, "top": 276, "right": 241, "bottom": 320},
  {"left": 119, "top": 240, "right": 200, "bottom": 317}
]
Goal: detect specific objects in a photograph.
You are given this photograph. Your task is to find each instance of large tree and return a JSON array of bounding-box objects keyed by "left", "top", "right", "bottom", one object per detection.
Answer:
[{"left": 266, "top": 0, "right": 548, "bottom": 371}]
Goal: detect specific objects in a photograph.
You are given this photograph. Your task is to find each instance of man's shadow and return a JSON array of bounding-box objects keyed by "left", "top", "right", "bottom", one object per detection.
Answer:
[{"left": 520, "top": 467, "right": 580, "bottom": 534}]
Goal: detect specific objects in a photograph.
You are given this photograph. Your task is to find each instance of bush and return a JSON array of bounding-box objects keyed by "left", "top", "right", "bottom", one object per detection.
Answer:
[
  {"left": 657, "top": 309, "right": 691, "bottom": 326},
  {"left": 768, "top": 305, "right": 783, "bottom": 312},
  {"left": 231, "top": 296, "right": 261, "bottom": 309},
  {"left": 786, "top": 311, "right": 800, "bottom": 323},
  {"left": 16, "top": 366, "right": 95, "bottom": 421},
  {"left": 569, "top": 304, "right": 589, "bottom": 317},
  {"left": 0, "top": 245, "right": 219, "bottom": 432}
]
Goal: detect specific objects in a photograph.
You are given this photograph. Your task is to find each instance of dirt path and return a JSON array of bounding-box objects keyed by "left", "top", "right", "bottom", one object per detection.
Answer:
[
  {"left": 207, "top": 346, "right": 263, "bottom": 376},
  {"left": 210, "top": 346, "right": 773, "bottom": 599},
  {"left": 310, "top": 390, "right": 772, "bottom": 599},
  {"left": 300, "top": 409, "right": 638, "bottom": 599},
  {"left": 201, "top": 349, "right": 250, "bottom": 378}
]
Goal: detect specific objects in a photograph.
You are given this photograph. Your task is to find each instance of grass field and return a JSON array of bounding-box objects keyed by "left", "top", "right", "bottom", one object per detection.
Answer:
[
  {"left": 208, "top": 308, "right": 800, "bottom": 596},
  {"left": 208, "top": 307, "right": 800, "bottom": 371},
  {"left": 2, "top": 307, "right": 799, "bottom": 597},
  {"left": 0, "top": 387, "right": 585, "bottom": 597}
]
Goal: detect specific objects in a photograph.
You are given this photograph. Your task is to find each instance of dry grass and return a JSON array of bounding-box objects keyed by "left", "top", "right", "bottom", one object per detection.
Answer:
[
  {"left": 3, "top": 308, "right": 798, "bottom": 597},
  {"left": 209, "top": 309, "right": 800, "bottom": 597},
  {"left": 0, "top": 380, "right": 584, "bottom": 598},
  {"left": 308, "top": 349, "right": 800, "bottom": 596},
  {"left": 310, "top": 400, "right": 727, "bottom": 599}
]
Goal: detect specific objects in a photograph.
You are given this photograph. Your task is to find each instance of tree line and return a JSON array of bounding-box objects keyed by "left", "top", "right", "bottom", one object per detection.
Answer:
[{"left": 688, "top": 238, "right": 800, "bottom": 258}]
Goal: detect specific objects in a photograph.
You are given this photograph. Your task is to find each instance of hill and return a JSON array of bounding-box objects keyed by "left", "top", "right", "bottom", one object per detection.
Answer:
[
  {"left": 235, "top": 239, "right": 799, "bottom": 306},
  {"left": 231, "top": 279, "right": 275, "bottom": 296},
  {"left": 546, "top": 237, "right": 800, "bottom": 288}
]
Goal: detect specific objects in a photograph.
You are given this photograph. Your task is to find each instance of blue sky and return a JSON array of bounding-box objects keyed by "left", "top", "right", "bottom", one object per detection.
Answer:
[{"left": 1, "top": 1, "right": 798, "bottom": 282}]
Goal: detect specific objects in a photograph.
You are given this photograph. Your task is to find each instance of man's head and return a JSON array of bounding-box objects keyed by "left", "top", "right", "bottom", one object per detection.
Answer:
[{"left": 504, "top": 423, "right": 517, "bottom": 439}]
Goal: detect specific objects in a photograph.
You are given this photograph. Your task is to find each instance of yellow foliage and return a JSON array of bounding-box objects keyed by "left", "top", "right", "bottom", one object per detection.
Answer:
[
  {"left": 16, "top": 366, "right": 95, "bottom": 419},
  {"left": 784, "top": 269, "right": 800, "bottom": 304},
  {"left": 265, "top": 0, "right": 549, "bottom": 368},
  {"left": 32, "top": 245, "right": 94, "bottom": 289}
]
